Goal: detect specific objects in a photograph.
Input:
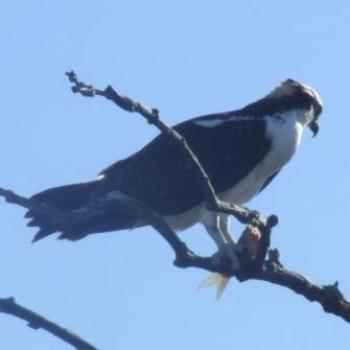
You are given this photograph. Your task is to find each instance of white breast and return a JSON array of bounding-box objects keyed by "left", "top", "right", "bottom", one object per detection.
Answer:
[
  {"left": 219, "top": 110, "right": 304, "bottom": 205},
  {"left": 263, "top": 112, "right": 303, "bottom": 170},
  {"left": 165, "top": 109, "right": 306, "bottom": 231}
]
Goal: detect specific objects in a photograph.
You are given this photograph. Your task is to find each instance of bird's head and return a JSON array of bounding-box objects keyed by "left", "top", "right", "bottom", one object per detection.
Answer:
[{"left": 268, "top": 79, "right": 323, "bottom": 137}]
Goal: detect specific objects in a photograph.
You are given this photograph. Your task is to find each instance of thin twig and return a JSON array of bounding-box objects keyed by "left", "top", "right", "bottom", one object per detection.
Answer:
[{"left": 0, "top": 297, "right": 99, "bottom": 350}]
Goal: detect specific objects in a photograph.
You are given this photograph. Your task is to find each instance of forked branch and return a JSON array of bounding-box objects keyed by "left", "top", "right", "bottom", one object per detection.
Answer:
[{"left": 0, "top": 71, "right": 349, "bottom": 350}]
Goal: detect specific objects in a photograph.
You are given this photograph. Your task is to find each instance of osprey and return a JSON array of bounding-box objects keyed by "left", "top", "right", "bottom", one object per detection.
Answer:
[{"left": 26, "top": 79, "right": 322, "bottom": 268}]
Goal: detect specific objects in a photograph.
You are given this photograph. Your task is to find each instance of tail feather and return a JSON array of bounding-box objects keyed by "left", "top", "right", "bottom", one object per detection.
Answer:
[
  {"left": 29, "top": 181, "right": 99, "bottom": 212},
  {"left": 32, "top": 228, "right": 55, "bottom": 243},
  {"left": 24, "top": 211, "right": 34, "bottom": 219},
  {"left": 27, "top": 218, "right": 40, "bottom": 227},
  {"left": 25, "top": 180, "right": 136, "bottom": 241}
]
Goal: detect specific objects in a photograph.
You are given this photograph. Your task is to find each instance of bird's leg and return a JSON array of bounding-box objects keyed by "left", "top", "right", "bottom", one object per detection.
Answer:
[
  {"left": 218, "top": 214, "right": 235, "bottom": 245},
  {"left": 202, "top": 212, "right": 240, "bottom": 271}
]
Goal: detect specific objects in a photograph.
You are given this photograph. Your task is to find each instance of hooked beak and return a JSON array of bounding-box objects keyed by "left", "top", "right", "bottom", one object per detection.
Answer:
[{"left": 309, "top": 119, "right": 319, "bottom": 137}]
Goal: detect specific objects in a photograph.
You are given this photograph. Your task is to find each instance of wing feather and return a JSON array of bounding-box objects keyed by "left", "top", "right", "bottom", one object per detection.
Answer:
[{"left": 101, "top": 113, "right": 271, "bottom": 216}]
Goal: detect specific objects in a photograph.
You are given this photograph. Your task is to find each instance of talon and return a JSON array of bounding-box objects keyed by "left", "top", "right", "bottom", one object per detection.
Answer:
[{"left": 211, "top": 244, "right": 240, "bottom": 271}]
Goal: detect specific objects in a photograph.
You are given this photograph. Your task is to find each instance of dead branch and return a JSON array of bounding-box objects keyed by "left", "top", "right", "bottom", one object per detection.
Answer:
[
  {"left": 1, "top": 71, "right": 349, "bottom": 339},
  {"left": 0, "top": 297, "right": 99, "bottom": 350},
  {"left": 2, "top": 186, "right": 349, "bottom": 323}
]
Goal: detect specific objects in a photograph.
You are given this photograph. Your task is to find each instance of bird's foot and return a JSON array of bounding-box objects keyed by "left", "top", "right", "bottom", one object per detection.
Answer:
[{"left": 211, "top": 243, "right": 240, "bottom": 272}]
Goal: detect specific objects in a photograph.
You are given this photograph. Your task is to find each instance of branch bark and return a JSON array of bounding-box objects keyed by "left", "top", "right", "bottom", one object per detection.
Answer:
[{"left": 0, "top": 297, "right": 99, "bottom": 350}]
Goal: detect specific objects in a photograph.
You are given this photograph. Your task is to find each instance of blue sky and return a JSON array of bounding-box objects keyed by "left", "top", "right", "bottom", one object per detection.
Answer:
[{"left": 1, "top": 1, "right": 350, "bottom": 349}]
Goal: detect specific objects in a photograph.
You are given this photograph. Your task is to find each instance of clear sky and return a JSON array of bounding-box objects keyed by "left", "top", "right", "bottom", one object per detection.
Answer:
[{"left": 1, "top": 1, "right": 350, "bottom": 349}]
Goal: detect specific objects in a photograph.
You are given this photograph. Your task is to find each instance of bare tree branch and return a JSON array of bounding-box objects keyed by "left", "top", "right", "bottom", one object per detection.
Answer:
[
  {"left": 1, "top": 71, "right": 349, "bottom": 334},
  {"left": 0, "top": 297, "right": 99, "bottom": 350},
  {"left": 248, "top": 266, "right": 350, "bottom": 323},
  {"left": 2, "top": 184, "right": 350, "bottom": 323}
]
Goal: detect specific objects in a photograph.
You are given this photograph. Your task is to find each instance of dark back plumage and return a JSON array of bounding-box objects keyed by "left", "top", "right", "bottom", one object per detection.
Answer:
[
  {"left": 101, "top": 113, "right": 270, "bottom": 216},
  {"left": 26, "top": 79, "right": 322, "bottom": 241}
]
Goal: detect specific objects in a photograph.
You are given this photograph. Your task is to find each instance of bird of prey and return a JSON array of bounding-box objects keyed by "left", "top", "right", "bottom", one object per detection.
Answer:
[{"left": 25, "top": 79, "right": 322, "bottom": 269}]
